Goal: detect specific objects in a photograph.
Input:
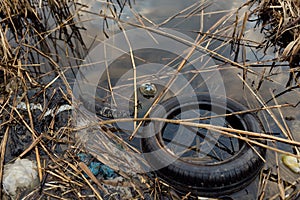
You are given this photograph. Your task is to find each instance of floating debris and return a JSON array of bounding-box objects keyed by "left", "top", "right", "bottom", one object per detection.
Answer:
[
  {"left": 100, "top": 164, "right": 116, "bottom": 179},
  {"left": 16, "top": 101, "right": 73, "bottom": 117},
  {"left": 78, "top": 153, "right": 116, "bottom": 178},
  {"left": 78, "top": 153, "right": 91, "bottom": 163},
  {"left": 282, "top": 155, "right": 300, "bottom": 173},
  {"left": 139, "top": 83, "right": 157, "bottom": 98},
  {"left": 89, "top": 162, "right": 102, "bottom": 176},
  {"left": 3, "top": 159, "right": 39, "bottom": 197}
]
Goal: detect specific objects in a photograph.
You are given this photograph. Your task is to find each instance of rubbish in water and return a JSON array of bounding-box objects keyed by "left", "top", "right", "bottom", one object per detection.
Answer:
[
  {"left": 139, "top": 83, "right": 157, "bottom": 98},
  {"left": 141, "top": 94, "right": 266, "bottom": 196},
  {"left": 282, "top": 155, "right": 300, "bottom": 173},
  {"left": 89, "top": 162, "right": 102, "bottom": 176},
  {"left": 78, "top": 153, "right": 91, "bottom": 163},
  {"left": 3, "top": 158, "right": 39, "bottom": 197},
  {"left": 78, "top": 153, "right": 116, "bottom": 178},
  {"left": 100, "top": 164, "right": 116, "bottom": 179}
]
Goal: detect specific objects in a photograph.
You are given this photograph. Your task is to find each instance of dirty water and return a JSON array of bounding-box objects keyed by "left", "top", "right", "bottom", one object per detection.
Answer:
[
  {"left": 15, "top": 0, "right": 300, "bottom": 199},
  {"left": 73, "top": 0, "right": 300, "bottom": 199}
]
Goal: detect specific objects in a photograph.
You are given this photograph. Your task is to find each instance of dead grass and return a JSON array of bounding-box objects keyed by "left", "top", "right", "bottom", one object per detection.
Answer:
[
  {"left": 0, "top": 0, "right": 300, "bottom": 199},
  {"left": 250, "top": 0, "right": 300, "bottom": 86}
]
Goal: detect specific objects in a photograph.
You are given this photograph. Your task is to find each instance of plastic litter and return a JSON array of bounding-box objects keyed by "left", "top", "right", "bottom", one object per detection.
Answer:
[
  {"left": 78, "top": 153, "right": 116, "bottom": 178},
  {"left": 2, "top": 158, "right": 38, "bottom": 197},
  {"left": 282, "top": 155, "right": 300, "bottom": 173},
  {"left": 100, "top": 164, "right": 116, "bottom": 179}
]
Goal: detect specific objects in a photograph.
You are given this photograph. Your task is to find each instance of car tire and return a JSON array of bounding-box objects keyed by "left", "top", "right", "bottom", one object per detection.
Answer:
[{"left": 141, "top": 94, "right": 266, "bottom": 197}]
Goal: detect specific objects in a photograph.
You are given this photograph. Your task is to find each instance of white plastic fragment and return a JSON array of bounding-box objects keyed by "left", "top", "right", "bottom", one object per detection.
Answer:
[
  {"left": 15, "top": 101, "right": 74, "bottom": 117},
  {"left": 16, "top": 102, "right": 43, "bottom": 111},
  {"left": 44, "top": 104, "right": 74, "bottom": 117},
  {"left": 55, "top": 104, "right": 73, "bottom": 114},
  {"left": 282, "top": 155, "right": 300, "bottom": 173},
  {"left": 3, "top": 158, "right": 39, "bottom": 197}
]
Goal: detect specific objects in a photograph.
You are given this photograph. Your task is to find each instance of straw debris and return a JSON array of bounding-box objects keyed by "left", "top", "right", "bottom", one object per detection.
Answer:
[
  {"left": 250, "top": 0, "right": 300, "bottom": 85},
  {"left": 0, "top": 0, "right": 300, "bottom": 199}
]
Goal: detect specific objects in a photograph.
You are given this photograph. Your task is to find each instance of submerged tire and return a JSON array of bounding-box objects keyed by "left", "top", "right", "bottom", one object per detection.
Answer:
[{"left": 141, "top": 94, "right": 266, "bottom": 197}]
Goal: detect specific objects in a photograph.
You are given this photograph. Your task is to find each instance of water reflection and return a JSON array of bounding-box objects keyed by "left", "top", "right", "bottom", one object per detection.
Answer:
[
  {"left": 76, "top": 0, "right": 300, "bottom": 199},
  {"left": 78, "top": 0, "right": 245, "bottom": 44}
]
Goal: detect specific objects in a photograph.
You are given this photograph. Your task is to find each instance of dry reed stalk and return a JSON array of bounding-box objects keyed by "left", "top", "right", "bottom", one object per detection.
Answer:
[
  {"left": 250, "top": 0, "right": 300, "bottom": 86},
  {"left": 1, "top": 0, "right": 300, "bottom": 199},
  {"left": 73, "top": 116, "right": 300, "bottom": 160},
  {"left": 0, "top": 0, "right": 93, "bottom": 197}
]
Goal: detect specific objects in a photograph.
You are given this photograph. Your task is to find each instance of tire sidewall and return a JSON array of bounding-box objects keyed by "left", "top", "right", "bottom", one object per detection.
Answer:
[{"left": 141, "top": 94, "right": 266, "bottom": 196}]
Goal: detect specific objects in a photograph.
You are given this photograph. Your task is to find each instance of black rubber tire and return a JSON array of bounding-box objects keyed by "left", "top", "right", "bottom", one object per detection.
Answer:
[{"left": 141, "top": 94, "right": 266, "bottom": 197}]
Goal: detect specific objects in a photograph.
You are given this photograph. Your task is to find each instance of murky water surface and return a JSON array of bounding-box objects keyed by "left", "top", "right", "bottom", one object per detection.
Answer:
[{"left": 75, "top": 0, "right": 300, "bottom": 199}]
